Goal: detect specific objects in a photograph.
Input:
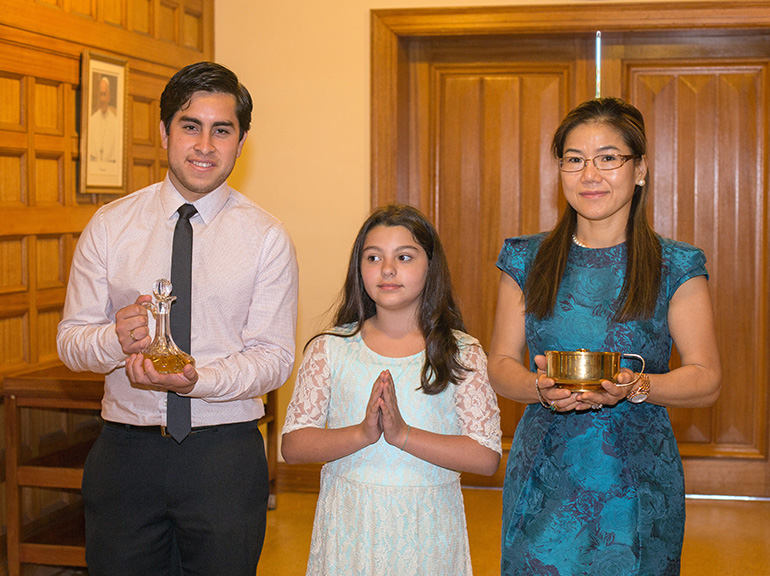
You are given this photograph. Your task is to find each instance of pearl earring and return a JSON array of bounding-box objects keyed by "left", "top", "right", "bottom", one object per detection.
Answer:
[{"left": 637, "top": 180, "right": 646, "bottom": 186}]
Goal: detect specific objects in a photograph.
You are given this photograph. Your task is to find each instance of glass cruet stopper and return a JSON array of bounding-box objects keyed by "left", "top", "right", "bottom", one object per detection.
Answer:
[{"left": 141, "top": 279, "right": 195, "bottom": 374}]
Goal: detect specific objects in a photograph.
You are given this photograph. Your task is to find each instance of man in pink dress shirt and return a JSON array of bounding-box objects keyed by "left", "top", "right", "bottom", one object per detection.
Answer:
[{"left": 58, "top": 61, "right": 298, "bottom": 576}]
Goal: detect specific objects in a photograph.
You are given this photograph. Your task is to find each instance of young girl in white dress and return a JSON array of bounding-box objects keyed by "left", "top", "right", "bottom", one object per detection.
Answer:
[{"left": 282, "top": 205, "right": 502, "bottom": 576}]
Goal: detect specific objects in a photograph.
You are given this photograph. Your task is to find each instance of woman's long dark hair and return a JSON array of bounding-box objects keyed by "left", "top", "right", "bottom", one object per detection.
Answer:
[
  {"left": 311, "top": 204, "right": 467, "bottom": 395},
  {"left": 525, "top": 97, "right": 662, "bottom": 322}
]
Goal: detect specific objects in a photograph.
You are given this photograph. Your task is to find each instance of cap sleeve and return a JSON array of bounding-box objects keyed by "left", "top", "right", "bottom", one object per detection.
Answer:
[
  {"left": 662, "top": 238, "right": 709, "bottom": 300},
  {"left": 495, "top": 234, "right": 544, "bottom": 289}
]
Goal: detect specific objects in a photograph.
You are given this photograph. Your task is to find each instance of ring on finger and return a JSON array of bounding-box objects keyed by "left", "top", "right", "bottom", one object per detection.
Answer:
[
  {"left": 129, "top": 329, "right": 137, "bottom": 342},
  {"left": 549, "top": 401, "right": 558, "bottom": 412},
  {"left": 591, "top": 403, "right": 603, "bottom": 410}
]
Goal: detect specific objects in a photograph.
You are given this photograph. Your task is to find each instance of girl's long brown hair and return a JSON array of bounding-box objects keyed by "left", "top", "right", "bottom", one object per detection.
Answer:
[
  {"left": 525, "top": 97, "right": 662, "bottom": 321},
  {"left": 311, "top": 204, "right": 467, "bottom": 395}
]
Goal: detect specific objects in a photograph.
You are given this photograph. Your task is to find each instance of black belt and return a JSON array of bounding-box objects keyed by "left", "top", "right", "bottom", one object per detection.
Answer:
[{"left": 104, "top": 420, "right": 228, "bottom": 437}]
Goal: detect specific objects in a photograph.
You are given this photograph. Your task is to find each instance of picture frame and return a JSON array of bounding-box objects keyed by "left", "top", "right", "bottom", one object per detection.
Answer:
[{"left": 79, "top": 50, "right": 128, "bottom": 193}]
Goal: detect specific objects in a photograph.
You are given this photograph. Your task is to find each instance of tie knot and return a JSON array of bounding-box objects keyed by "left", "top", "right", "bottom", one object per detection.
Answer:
[{"left": 177, "top": 204, "right": 197, "bottom": 220}]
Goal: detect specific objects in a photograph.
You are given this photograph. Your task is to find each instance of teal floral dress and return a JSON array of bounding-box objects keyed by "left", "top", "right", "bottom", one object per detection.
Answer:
[{"left": 496, "top": 234, "right": 708, "bottom": 576}]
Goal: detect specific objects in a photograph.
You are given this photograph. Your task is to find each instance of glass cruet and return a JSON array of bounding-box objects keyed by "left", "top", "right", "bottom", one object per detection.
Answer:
[{"left": 141, "top": 279, "right": 195, "bottom": 374}]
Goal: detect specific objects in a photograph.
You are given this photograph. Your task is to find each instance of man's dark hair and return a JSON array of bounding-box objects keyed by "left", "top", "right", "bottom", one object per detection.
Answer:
[{"left": 160, "top": 61, "right": 252, "bottom": 140}]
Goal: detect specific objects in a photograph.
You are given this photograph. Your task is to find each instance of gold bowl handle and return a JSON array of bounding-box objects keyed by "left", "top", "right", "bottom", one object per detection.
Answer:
[{"left": 615, "top": 353, "right": 645, "bottom": 387}]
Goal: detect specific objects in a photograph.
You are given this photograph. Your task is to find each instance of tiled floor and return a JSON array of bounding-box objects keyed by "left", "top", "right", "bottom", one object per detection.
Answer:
[{"left": 17, "top": 491, "right": 770, "bottom": 575}]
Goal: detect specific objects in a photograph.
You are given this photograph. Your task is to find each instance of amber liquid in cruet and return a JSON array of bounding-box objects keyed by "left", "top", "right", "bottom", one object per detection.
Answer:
[{"left": 142, "top": 279, "right": 195, "bottom": 374}]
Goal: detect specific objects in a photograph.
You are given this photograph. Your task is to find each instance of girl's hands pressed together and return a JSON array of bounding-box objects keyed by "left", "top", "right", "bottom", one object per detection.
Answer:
[
  {"left": 361, "top": 371, "right": 386, "bottom": 445},
  {"left": 378, "top": 370, "right": 410, "bottom": 448}
]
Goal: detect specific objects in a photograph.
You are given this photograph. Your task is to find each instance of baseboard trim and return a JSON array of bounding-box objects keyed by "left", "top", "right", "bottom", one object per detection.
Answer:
[
  {"left": 276, "top": 459, "right": 508, "bottom": 493},
  {"left": 277, "top": 462, "right": 322, "bottom": 493}
]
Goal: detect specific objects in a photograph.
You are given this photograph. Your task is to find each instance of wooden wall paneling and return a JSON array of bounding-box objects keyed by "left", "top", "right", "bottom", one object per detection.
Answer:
[
  {"left": 65, "top": 83, "right": 81, "bottom": 210},
  {"left": 1, "top": 0, "right": 213, "bottom": 67},
  {"left": 34, "top": 154, "right": 64, "bottom": 207},
  {"left": 158, "top": 0, "right": 179, "bottom": 44},
  {"left": 103, "top": 0, "right": 127, "bottom": 28},
  {"left": 26, "top": 226, "right": 40, "bottom": 370},
  {"left": 0, "top": 233, "right": 30, "bottom": 375},
  {"left": 131, "top": 160, "right": 155, "bottom": 191},
  {"left": 131, "top": 96, "right": 155, "bottom": 146},
  {"left": 68, "top": 0, "right": 95, "bottom": 20},
  {"left": 37, "top": 308, "right": 63, "bottom": 364},
  {"left": 0, "top": 148, "right": 26, "bottom": 206},
  {"left": 35, "top": 0, "right": 61, "bottom": 9},
  {"left": 404, "top": 41, "right": 432, "bottom": 213},
  {"left": 3, "top": 38, "right": 81, "bottom": 87},
  {"left": 0, "top": 72, "right": 24, "bottom": 129},
  {"left": 0, "top": 0, "right": 214, "bottom": 379},
  {"left": 0, "top": 311, "right": 28, "bottom": 371},
  {"left": 35, "top": 236, "right": 64, "bottom": 292},
  {"left": 127, "top": 71, "right": 168, "bottom": 193},
  {"left": 33, "top": 80, "right": 64, "bottom": 136},
  {"left": 182, "top": 2, "right": 202, "bottom": 51},
  {"left": 129, "top": 0, "right": 153, "bottom": 36},
  {"left": 633, "top": 64, "right": 766, "bottom": 459},
  {"left": 0, "top": 238, "right": 27, "bottom": 296},
  {"left": 0, "top": 0, "right": 214, "bottom": 557}
]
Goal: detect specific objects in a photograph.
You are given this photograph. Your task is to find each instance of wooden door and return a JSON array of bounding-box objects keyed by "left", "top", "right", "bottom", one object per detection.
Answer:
[{"left": 372, "top": 4, "right": 770, "bottom": 496}]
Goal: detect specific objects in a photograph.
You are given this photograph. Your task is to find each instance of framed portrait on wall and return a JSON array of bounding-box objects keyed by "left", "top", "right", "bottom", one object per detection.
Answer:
[{"left": 79, "top": 50, "right": 128, "bottom": 193}]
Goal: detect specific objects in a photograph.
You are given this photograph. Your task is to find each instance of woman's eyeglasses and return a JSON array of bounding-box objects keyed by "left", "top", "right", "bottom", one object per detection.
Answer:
[{"left": 558, "top": 154, "right": 640, "bottom": 172}]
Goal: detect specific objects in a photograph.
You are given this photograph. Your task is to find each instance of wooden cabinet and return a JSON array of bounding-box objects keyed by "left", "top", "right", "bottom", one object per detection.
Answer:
[{"left": 2, "top": 365, "right": 278, "bottom": 575}]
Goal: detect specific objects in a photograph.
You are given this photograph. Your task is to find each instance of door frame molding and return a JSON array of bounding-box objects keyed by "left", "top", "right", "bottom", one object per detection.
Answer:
[{"left": 371, "top": 1, "right": 770, "bottom": 206}]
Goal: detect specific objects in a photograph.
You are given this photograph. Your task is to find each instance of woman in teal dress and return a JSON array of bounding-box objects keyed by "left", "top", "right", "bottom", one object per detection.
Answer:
[{"left": 488, "top": 98, "right": 721, "bottom": 575}]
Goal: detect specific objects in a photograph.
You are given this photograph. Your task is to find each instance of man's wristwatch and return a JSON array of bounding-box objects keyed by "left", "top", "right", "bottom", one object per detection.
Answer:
[{"left": 627, "top": 374, "right": 651, "bottom": 404}]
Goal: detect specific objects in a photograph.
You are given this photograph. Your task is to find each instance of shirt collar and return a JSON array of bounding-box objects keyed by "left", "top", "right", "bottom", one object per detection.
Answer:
[{"left": 159, "top": 174, "right": 232, "bottom": 225}]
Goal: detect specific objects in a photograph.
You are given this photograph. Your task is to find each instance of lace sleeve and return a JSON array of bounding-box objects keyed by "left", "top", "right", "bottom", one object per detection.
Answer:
[
  {"left": 282, "top": 335, "right": 332, "bottom": 434},
  {"left": 454, "top": 343, "right": 503, "bottom": 455}
]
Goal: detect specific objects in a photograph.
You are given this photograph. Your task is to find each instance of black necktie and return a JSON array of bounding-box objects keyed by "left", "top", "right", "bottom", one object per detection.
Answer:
[{"left": 167, "top": 203, "right": 197, "bottom": 442}]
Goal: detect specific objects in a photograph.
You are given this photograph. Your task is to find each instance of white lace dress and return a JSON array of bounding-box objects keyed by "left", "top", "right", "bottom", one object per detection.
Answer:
[{"left": 283, "top": 329, "right": 502, "bottom": 576}]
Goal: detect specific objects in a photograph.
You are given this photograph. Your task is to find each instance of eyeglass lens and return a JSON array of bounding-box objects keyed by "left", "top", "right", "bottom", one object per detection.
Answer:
[{"left": 559, "top": 154, "right": 631, "bottom": 172}]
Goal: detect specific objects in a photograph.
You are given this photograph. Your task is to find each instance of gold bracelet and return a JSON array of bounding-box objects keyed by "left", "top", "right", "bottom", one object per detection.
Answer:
[
  {"left": 401, "top": 425, "right": 411, "bottom": 450},
  {"left": 627, "top": 374, "right": 651, "bottom": 404},
  {"left": 535, "top": 375, "right": 550, "bottom": 409}
]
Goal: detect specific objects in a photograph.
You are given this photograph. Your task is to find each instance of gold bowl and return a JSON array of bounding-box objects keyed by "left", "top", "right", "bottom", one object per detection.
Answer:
[{"left": 545, "top": 349, "right": 645, "bottom": 393}]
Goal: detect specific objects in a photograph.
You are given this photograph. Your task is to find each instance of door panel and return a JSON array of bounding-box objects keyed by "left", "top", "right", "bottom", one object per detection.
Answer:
[
  {"left": 630, "top": 63, "right": 767, "bottom": 461},
  {"left": 436, "top": 71, "right": 565, "bottom": 458},
  {"left": 437, "top": 72, "right": 565, "bottom": 348}
]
